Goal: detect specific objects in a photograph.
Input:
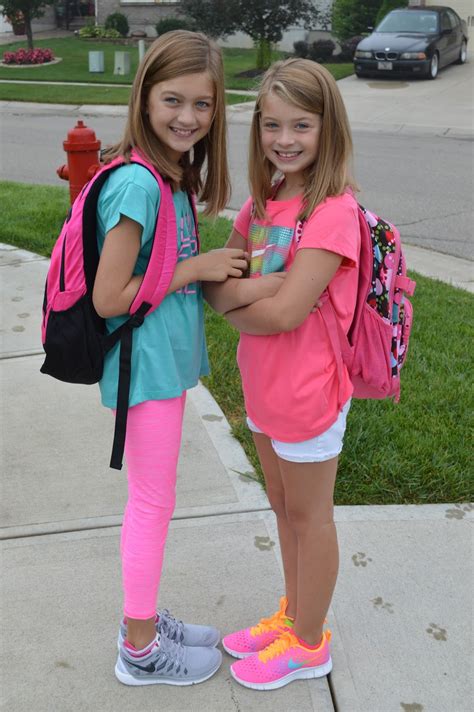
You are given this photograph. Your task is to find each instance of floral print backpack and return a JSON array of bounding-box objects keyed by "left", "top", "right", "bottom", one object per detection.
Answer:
[{"left": 317, "top": 205, "right": 416, "bottom": 404}]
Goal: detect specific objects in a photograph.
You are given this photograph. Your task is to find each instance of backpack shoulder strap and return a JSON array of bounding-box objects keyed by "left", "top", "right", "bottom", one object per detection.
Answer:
[
  {"left": 80, "top": 158, "right": 128, "bottom": 295},
  {"left": 127, "top": 149, "right": 178, "bottom": 316}
]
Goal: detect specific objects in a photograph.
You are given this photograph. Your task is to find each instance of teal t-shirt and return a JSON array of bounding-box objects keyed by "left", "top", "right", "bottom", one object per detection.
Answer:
[{"left": 96, "top": 163, "right": 209, "bottom": 408}]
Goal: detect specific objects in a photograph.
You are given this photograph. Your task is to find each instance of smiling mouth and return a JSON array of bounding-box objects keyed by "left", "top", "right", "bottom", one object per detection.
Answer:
[
  {"left": 170, "top": 127, "right": 197, "bottom": 137},
  {"left": 274, "top": 150, "right": 302, "bottom": 160}
]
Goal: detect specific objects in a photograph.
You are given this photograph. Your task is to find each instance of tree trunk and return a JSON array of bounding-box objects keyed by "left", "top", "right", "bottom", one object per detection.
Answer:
[
  {"left": 25, "top": 12, "right": 34, "bottom": 49},
  {"left": 256, "top": 38, "right": 272, "bottom": 70}
]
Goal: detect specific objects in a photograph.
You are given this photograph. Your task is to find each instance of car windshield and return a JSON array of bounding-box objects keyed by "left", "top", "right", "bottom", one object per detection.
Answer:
[{"left": 376, "top": 10, "right": 438, "bottom": 34}]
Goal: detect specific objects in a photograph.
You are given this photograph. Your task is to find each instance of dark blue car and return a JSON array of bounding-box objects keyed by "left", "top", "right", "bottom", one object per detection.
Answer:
[{"left": 354, "top": 6, "right": 468, "bottom": 80}]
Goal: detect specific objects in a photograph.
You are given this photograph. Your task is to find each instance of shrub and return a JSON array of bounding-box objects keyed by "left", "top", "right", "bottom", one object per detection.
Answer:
[
  {"left": 308, "top": 39, "right": 335, "bottom": 63},
  {"left": 105, "top": 12, "right": 129, "bottom": 37},
  {"left": 155, "top": 17, "right": 194, "bottom": 36},
  {"left": 78, "top": 23, "right": 121, "bottom": 39},
  {"left": 3, "top": 47, "right": 54, "bottom": 64},
  {"left": 293, "top": 40, "right": 309, "bottom": 58},
  {"left": 332, "top": 0, "right": 382, "bottom": 42},
  {"left": 338, "top": 35, "right": 364, "bottom": 62},
  {"left": 376, "top": 0, "right": 408, "bottom": 27}
]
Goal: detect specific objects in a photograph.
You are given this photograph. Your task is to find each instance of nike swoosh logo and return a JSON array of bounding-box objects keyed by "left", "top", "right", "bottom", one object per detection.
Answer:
[
  {"left": 288, "top": 658, "right": 305, "bottom": 669},
  {"left": 127, "top": 660, "right": 156, "bottom": 673},
  {"left": 252, "top": 244, "right": 276, "bottom": 257},
  {"left": 288, "top": 657, "right": 320, "bottom": 670}
]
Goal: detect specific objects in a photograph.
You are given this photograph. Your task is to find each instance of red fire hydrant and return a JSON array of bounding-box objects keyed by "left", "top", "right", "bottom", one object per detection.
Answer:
[{"left": 57, "top": 120, "right": 101, "bottom": 204}]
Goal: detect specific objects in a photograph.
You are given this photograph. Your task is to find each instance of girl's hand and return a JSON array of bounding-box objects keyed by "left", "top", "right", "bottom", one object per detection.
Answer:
[
  {"left": 197, "top": 248, "right": 248, "bottom": 282},
  {"left": 253, "top": 272, "right": 287, "bottom": 299}
]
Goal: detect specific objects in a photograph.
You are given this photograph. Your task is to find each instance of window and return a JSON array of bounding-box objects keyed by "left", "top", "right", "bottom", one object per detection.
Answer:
[
  {"left": 440, "top": 12, "right": 451, "bottom": 32},
  {"left": 446, "top": 10, "right": 459, "bottom": 29}
]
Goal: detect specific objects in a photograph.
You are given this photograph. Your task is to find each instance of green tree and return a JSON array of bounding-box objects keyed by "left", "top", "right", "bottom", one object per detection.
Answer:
[
  {"left": 183, "top": 0, "right": 322, "bottom": 70},
  {"left": 375, "top": 0, "right": 408, "bottom": 27},
  {"left": 1, "top": 0, "right": 54, "bottom": 49},
  {"left": 332, "top": 0, "right": 383, "bottom": 42},
  {"left": 180, "top": 0, "right": 239, "bottom": 39}
]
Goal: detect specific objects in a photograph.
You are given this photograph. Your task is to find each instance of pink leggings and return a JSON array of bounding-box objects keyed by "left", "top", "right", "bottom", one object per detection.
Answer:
[{"left": 119, "top": 394, "right": 186, "bottom": 620}]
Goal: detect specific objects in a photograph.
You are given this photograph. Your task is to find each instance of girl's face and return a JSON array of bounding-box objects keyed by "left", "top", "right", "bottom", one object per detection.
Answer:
[
  {"left": 260, "top": 91, "right": 322, "bottom": 185},
  {"left": 147, "top": 72, "right": 215, "bottom": 163}
]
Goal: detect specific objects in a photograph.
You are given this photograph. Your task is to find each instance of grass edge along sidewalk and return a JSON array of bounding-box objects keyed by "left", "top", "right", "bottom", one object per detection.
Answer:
[
  {"left": 0, "top": 82, "right": 252, "bottom": 105},
  {"left": 2, "top": 179, "right": 472, "bottom": 506},
  {"left": 0, "top": 39, "right": 354, "bottom": 104}
]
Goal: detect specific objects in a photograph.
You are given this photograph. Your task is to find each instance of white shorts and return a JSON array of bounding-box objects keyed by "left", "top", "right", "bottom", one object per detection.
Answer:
[{"left": 246, "top": 399, "right": 351, "bottom": 464}]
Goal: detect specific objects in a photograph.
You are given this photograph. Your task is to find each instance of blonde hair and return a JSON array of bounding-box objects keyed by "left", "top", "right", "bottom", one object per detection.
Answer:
[
  {"left": 249, "top": 58, "right": 357, "bottom": 221},
  {"left": 103, "top": 30, "right": 230, "bottom": 216}
]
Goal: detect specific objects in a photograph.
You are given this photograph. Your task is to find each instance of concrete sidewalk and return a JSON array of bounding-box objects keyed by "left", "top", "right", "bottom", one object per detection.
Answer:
[{"left": 0, "top": 242, "right": 472, "bottom": 712}]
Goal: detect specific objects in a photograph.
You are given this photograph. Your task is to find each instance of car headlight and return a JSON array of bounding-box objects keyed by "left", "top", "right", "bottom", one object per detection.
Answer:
[
  {"left": 400, "top": 52, "right": 427, "bottom": 60},
  {"left": 354, "top": 50, "right": 372, "bottom": 59}
]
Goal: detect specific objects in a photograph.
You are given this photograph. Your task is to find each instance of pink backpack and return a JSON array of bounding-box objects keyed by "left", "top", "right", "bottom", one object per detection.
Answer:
[
  {"left": 317, "top": 205, "right": 416, "bottom": 405},
  {"left": 40, "top": 150, "right": 191, "bottom": 469}
]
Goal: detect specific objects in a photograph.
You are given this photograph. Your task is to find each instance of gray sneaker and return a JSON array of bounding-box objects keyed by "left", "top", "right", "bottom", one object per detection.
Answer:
[
  {"left": 117, "top": 608, "right": 220, "bottom": 649},
  {"left": 115, "top": 634, "right": 222, "bottom": 686}
]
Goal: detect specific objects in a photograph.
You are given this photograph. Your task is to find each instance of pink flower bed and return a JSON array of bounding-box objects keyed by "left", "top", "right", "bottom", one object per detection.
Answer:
[{"left": 3, "top": 48, "right": 55, "bottom": 65}]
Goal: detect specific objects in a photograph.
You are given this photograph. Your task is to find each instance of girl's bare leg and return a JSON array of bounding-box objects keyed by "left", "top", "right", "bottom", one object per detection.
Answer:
[
  {"left": 127, "top": 617, "right": 157, "bottom": 650},
  {"left": 278, "top": 455, "right": 339, "bottom": 645},
  {"left": 252, "top": 432, "right": 298, "bottom": 618}
]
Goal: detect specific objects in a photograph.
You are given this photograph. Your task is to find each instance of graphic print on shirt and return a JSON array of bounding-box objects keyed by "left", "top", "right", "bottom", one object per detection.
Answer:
[
  {"left": 249, "top": 223, "right": 294, "bottom": 276},
  {"left": 176, "top": 211, "right": 198, "bottom": 294}
]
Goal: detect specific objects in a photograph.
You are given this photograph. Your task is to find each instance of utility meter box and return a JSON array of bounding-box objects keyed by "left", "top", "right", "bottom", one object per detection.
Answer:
[
  {"left": 88, "top": 51, "right": 105, "bottom": 73},
  {"left": 114, "top": 52, "right": 131, "bottom": 76}
]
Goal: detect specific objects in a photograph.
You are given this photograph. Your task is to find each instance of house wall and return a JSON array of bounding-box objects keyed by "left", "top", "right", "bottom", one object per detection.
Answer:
[
  {"left": 218, "top": 0, "right": 337, "bottom": 52},
  {"left": 97, "top": 1, "right": 182, "bottom": 36},
  {"left": 409, "top": 0, "right": 472, "bottom": 34},
  {"left": 96, "top": 0, "right": 338, "bottom": 47}
]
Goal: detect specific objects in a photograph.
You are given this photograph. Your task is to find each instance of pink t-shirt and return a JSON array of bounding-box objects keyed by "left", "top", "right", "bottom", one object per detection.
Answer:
[{"left": 234, "top": 191, "right": 361, "bottom": 442}]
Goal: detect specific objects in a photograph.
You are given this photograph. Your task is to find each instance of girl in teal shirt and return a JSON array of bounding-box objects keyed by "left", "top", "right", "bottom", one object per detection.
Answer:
[{"left": 92, "top": 31, "right": 249, "bottom": 688}]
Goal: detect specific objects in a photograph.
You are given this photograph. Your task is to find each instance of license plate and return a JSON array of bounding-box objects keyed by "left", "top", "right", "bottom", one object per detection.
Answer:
[{"left": 378, "top": 61, "right": 393, "bottom": 70}]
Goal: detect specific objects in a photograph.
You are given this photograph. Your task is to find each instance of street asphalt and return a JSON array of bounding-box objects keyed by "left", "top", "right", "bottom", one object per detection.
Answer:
[{"left": 0, "top": 37, "right": 472, "bottom": 712}]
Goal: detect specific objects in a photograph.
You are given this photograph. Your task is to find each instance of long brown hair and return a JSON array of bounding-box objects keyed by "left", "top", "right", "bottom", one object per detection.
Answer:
[
  {"left": 249, "top": 58, "right": 357, "bottom": 221},
  {"left": 103, "top": 31, "right": 230, "bottom": 215}
]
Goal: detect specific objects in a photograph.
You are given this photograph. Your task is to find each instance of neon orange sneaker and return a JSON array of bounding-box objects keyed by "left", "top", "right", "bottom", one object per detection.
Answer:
[
  {"left": 230, "top": 629, "right": 332, "bottom": 690},
  {"left": 222, "top": 597, "right": 293, "bottom": 659}
]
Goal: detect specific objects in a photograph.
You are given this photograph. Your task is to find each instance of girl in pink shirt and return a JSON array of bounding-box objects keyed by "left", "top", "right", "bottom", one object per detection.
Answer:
[{"left": 206, "top": 59, "right": 361, "bottom": 690}]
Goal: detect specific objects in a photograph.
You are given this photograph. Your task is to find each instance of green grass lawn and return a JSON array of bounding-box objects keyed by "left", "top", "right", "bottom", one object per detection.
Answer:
[
  {"left": 0, "top": 82, "right": 251, "bottom": 105},
  {"left": 0, "top": 39, "right": 142, "bottom": 83},
  {"left": 2, "top": 180, "right": 471, "bottom": 505},
  {"left": 0, "top": 38, "right": 353, "bottom": 99}
]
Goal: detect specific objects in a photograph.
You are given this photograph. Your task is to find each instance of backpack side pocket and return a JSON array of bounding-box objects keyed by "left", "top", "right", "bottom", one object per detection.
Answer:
[
  {"left": 40, "top": 294, "right": 104, "bottom": 384},
  {"left": 351, "top": 304, "right": 393, "bottom": 398}
]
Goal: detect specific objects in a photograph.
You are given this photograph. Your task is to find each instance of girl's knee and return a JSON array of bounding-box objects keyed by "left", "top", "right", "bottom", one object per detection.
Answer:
[
  {"left": 132, "top": 495, "right": 176, "bottom": 522},
  {"left": 285, "top": 504, "right": 334, "bottom": 535},
  {"left": 266, "top": 486, "right": 287, "bottom": 519}
]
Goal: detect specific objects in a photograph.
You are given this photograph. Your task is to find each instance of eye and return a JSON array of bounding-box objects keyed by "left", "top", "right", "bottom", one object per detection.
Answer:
[
  {"left": 196, "top": 100, "right": 212, "bottom": 109},
  {"left": 164, "top": 96, "right": 179, "bottom": 105},
  {"left": 295, "top": 122, "right": 310, "bottom": 130},
  {"left": 263, "top": 121, "right": 278, "bottom": 129}
]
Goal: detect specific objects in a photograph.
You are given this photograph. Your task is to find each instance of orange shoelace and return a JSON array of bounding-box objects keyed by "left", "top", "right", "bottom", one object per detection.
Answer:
[
  {"left": 258, "top": 629, "right": 332, "bottom": 663},
  {"left": 250, "top": 597, "right": 289, "bottom": 636}
]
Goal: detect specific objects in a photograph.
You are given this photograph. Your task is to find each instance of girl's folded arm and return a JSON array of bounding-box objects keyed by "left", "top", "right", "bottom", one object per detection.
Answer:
[
  {"left": 203, "top": 228, "right": 287, "bottom": 313},
  {"left": 225, "top": 247, "right": 342, "bottom": 335}
]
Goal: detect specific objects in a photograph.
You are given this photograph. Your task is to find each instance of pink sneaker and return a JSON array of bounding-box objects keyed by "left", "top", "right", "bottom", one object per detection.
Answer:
[
  {"left": 230, "top": 629, "right": 332, "bottom": 690},
  {"left": 222, "top": 597, "right": 293, "bottom": 659}
]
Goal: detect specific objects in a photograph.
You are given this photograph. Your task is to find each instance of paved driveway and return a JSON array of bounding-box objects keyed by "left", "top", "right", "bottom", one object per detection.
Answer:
[{"left": 337, "top": 53, "right": 473, "bottom": 136}]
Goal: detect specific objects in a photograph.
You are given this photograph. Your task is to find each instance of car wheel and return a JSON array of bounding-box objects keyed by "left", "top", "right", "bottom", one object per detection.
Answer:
[
  {"left": 455, "top": 40, "right": 467, "bottom": 65},
  {"left": 427, "top": 52, "right": 439, "bottom": 80}
]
